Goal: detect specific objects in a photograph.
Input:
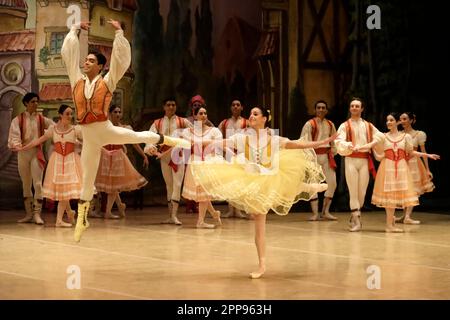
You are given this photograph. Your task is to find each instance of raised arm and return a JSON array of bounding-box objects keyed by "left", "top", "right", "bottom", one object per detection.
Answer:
[
  {"left": 103, "top": 20, "right": 131, "bottom": 93},
  {"left": 61, "top": 23, "right": 86, "bottom": 88}
]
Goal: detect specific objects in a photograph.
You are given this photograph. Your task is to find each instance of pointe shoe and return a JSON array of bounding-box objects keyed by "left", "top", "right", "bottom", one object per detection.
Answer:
[
  {"left": 221, "top": 211, "right": 234, "bottom": 218},
  {"left": 55, "top": 221, "right": 72, "bottom": 228},
  {"left": 403, "top": 217, "right": 421, "bottom": 225},
  {"left": 172, "top": 216, "right": 182, "bottom": 225},
  {"left": 212, "top": 210, "right": 222, "bottom": 226},
  {"left": 104, "top": 212, "right": 120, "bottom": 219},
  {"left": 394, "top": 215, "right": 405, "bottom": 223},
  {"left": 118, "top": 203, "right": 126, "bottom": 218},
  {"left": 322, "top": 212, "right": 338, "bottom": 221},
  {"left": 161, "top": 216, "right": 182, "bottom": 225},
  {"left": 89, "top": 211, "right": 104, "bottom": 218},
  {"left": 234, "top": 209, "right": 247, "bottom": 219},
  {"left": 385, "top": 227, "right": 404, "bottom": 233},
  {"left": 74, "top": 201, "right": 90, "bottom": 242},
  {"left": 308, "top": 213, "right": 320, "bottom": 221},
  {"left": 33, "top": 214, "right": 44, "bottom": 225},
  {"left": 196, "top": 222, "right": 215, "bottom": 229},
  {"left": 249, "top": 266, "right": 266, "bottom": 279},
  {"left": 67, "top": 209, "right": 76, "bottom": 224},
  {"left": 349, "top": 212, "right": 362, "bottom": 232}
]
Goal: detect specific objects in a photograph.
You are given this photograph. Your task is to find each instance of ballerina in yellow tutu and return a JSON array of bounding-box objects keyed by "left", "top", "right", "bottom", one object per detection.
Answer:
[{"left": 190, "top": 106, "right": 336, "bottom": 279}]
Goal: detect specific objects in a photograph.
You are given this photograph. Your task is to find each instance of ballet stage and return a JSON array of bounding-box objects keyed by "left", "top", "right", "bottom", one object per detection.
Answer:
[{"left": 0, "top": 206, "right": 449, "bottom": 300}]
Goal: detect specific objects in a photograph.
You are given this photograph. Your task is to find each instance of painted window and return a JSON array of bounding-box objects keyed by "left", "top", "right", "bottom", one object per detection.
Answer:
[{"left": 50, "top": 32, "right": 66, "bottom": 55}]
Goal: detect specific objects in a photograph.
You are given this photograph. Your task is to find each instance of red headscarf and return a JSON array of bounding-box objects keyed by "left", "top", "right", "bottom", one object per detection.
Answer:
[
  {"left": 190, "top": 95, "right": 206, "bottom": 116},
  {"left": 190, "top": 95, "right": 205, "bottom": 107}
]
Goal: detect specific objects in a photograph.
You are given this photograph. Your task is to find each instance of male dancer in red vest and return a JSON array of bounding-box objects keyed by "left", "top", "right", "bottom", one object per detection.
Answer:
[
  {"left": 145, "top": 98, "right": 192, "bottom": 225},
  {"left": 218, "top": 99, "right": 249, "bottom": 218},
  {"left": 8, "top": 92, "right": 54, "bottom": 224},
  {"left": 335, "top": 98, "right": 382, "bottom": 231},
  {"left": 300, "top": 100, "right": 338, "bottom": 221},
  {"left": 62, "top": 20, "right": 190, "bottom": 242}
]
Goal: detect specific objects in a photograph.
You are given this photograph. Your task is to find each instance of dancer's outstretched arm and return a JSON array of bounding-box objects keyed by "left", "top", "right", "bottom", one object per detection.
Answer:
[
  {"left": 13, "top": 127, "right": 52, "bottom": 152},
  {"left": 352, "top": 139, "right": 380, "bottom": 153},
  {"left": 411, "top": 151, "right": 440, "bottom": 160},
  {"left": 284, "top": 133, "right": 337, "bottom": 149}
]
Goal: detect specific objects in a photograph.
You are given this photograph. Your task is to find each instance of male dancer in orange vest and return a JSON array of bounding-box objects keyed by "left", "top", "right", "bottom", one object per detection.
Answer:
[
  {"left": 335, "top": 98, "right": 382, "bottom": 232},
  {"left": 8, "top": 92, "right": 54, "bottom": 224},
  {"left": 145, "top": 98, "right": 192, "bottom": 225},
  {"left": 62, "top": 20, "right": 190, "bottom": 242},
  {"left": 300, "top": 100, "right": 338, "bottom": 221}
]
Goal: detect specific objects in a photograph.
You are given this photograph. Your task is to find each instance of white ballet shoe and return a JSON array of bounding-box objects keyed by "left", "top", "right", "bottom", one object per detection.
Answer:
[
  {"left": 222, "top": 211, "right": 234, "bottom": 218},
  {"left": 349, "top": 212, "right": 362, "bottom": 232},
  {"left": 118, "top": 203, "right": 126, "bottom": 218},
  {"left": 212, "top": 210, "right": 222, "bottom": 226},
  {"left": 172, "top": 216, "right": 182, "bottom": 225},
  {"left": 104, "top": 212, "right": 120, "bottom": 219},
  {"left": 162, "top": 216, "right": 182, "bottom": 225},
  {"left": 322, "top": 212, "right": 338, "bottom": 221},
  {"left": 67, "top": 209, "right": 76, "bottom": 224},
  {"left": 385, "top": 227, "right": 404, "bottom": 233},
  {"left": 55, "top": 221, "right": 72, "bottom": 228},
  {"left": 196, "top": 222, "right": 215, "bottom": 229},
  {"left": 308, "top": 213, "right": 320, "bottom": 221},
  {"left": 234, "top": 209, "right": 247, "bottom": 219},
  {"left": 403, "top": 217, "right": 420, "bottom": 225},
  {"left": 249, "top": 266, "right": 266, "bottom": 279}
]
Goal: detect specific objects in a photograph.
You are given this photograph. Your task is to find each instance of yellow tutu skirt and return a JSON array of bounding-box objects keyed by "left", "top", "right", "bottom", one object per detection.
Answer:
[{"left": 190, "top": 149, "right": 327, "bottom": 215}]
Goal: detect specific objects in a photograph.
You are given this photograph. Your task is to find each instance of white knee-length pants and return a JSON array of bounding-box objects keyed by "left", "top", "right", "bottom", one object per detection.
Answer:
[
  {"left": 79, "top": 120, "right": 161, "bottom": 201},
  {"left": 18, "top": 148, "right": 44, "bottom": 199},
  {"left": 160, "top": 152, "right": 185, "bottom": 203},
  {"left": 311, "top": 154, "right": 337, "bottom": 200}
]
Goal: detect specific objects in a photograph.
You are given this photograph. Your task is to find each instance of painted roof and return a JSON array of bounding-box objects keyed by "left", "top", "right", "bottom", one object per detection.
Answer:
[{"left": 0, "top": 30, "right": 35, "bottom": 52}]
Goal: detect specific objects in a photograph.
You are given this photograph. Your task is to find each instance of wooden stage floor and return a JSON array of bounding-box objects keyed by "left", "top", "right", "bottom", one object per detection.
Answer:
[{"left": 1, "top": 206, "right": 449, "bottom": 300}]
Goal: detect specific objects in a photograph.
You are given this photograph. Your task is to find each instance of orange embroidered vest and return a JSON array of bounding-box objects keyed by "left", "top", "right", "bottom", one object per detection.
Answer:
[{"left": 73, "top": 78, "right": 112, "bottom": 124}]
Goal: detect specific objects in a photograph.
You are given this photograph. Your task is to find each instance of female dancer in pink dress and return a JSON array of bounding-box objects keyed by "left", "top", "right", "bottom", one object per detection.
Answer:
[
  {"left": 179, "top": 105, "right": 222, "bottom": 228},
  {"left": 95, "top": 105, "right": 149, "bottom": 219},
  {"left": 396, "top": 112, "right": 435, "bottom": 224},
  {"left": 354, "top": 113, "right": 439, "bottom": 232},
  {"left": 18, "top": 105, "right": 82, "bottom": 227}
]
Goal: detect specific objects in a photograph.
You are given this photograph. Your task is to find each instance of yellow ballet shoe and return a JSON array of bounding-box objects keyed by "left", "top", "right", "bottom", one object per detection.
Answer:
[{"left": 74, "top": 201, "right": 90, "bottom": 243}]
